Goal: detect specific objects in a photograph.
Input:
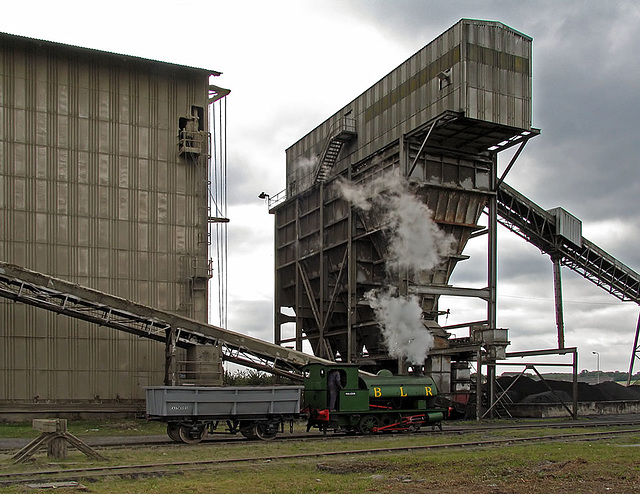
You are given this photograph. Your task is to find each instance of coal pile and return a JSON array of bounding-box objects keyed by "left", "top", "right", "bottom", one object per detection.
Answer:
[{"left": 496, "top": 375, "right": 640, "bottom": 404}]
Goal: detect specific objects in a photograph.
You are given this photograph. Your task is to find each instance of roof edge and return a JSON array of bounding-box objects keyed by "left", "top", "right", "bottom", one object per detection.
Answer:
[{"left": 0, "top": 31, "right": 222, "bottom": 76}]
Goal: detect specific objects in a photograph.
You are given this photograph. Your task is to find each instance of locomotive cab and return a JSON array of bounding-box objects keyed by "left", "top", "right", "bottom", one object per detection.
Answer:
[{"left": 303, "top": 363, "right": 368, "bottom": 413}]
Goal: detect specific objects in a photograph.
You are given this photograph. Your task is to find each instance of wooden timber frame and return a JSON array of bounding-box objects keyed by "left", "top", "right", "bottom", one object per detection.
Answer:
[{"left": 12, "top": 419, "right": 106, "bottom": 463}]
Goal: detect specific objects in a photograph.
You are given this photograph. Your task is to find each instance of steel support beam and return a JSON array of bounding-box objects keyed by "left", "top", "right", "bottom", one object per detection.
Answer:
[
  {"left": 407, "top": 117, "right": 440, "bottom": 177},
  {"left": 627, "top": 313, "right": 640, "bottom": 386},
  {"left": 409, "top": 285, "right": 490, "bottom": 300},
  {"left": 552, "top": 256, "right": 566, "bottom": 349}
]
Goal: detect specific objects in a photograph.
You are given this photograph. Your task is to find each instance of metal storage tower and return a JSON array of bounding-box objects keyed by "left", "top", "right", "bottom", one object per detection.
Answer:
[
  {"left": 0, "top": 33, "right": 228, "bottom": 411},
  {"left": 271, "top": 19, "right": 539, "bottom": 385}
]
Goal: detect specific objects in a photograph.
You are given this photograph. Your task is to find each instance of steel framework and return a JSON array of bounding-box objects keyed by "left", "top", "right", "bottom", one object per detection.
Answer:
[
  {"left": 496, "top": 182, "right": 640, "bottom": 377},
  {"left": 0, "top": 262, "right": 332, "bottom": 383}
]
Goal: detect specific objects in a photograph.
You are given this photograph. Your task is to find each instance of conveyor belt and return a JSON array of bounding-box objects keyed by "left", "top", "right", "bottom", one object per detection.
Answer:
[
  {"left": 0, "top": 262, "right": 332, "bottom": 381},
  {"left": 497, "top": 182, "right": 640, "bottom": 303}
]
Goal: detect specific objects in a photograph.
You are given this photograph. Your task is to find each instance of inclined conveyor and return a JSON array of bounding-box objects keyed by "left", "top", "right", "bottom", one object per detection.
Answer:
[{"left": 0, "top": 261, "right": 332, "bottom": 383}]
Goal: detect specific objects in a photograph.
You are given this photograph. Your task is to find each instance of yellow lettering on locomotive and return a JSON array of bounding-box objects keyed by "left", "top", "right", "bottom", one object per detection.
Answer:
[
  {"left": 425, "top": 386, "right": 433, "bottom": 396},
  {"left": 399, "top": 387, "right": 407, "bottom": 397},
  {"left": 374, "top": 387, "right": 382, "bottom": 398}
]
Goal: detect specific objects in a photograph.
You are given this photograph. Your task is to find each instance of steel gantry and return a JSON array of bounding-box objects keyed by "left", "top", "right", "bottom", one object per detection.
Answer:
[{"left": 496, "top": 182, "right": 640, "bottom": 378}]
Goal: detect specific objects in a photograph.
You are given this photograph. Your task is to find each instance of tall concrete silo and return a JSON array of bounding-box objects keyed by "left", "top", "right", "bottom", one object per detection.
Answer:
[
  {"left": 271, "top": 19, "right": 538, "bottom": 381},
  {"left": 0, "top": 33, "right": 228, "bottom": 413}
]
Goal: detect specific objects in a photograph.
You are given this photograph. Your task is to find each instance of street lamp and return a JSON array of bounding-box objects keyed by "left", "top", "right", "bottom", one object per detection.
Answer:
[{"left": 592, "top": 351, "right": 600, "bottom": 384}]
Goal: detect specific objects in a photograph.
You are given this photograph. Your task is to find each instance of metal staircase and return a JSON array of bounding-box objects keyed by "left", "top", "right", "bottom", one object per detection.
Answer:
[
  {"left": 314, "top": 117, "right": 357, "bottom": 184},
  {"left": 497, "top": 182, "right": 640, "bottom": 303}
]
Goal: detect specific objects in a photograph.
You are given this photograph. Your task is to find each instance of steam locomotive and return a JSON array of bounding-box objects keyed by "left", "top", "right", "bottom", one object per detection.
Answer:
[{"left": 146, "top": 363, "right": 447, "bottom": 443}]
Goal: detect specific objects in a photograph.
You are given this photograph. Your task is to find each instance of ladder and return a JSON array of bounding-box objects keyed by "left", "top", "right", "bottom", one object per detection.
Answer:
[{"left": 314, "top": 117, "right": 357, "bottom": 184}]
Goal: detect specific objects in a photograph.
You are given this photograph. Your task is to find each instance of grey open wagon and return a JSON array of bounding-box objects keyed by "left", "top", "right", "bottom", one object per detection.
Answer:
[{"left": 146, "top": 386, "right": 304, "bottom": 443}]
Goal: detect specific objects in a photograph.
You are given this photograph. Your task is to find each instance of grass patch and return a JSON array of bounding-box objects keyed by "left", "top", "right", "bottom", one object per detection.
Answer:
[
  {"left": 1, "top": 423, "right": 639, "bottom": 493},
  {"left": 0, "top": 419, "right": 166, "bottom": 438}
]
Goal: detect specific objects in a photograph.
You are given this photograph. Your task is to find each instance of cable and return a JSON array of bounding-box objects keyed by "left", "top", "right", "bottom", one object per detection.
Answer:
[{"left": 207, "top": 96, "right": 229, "bottom": 329}]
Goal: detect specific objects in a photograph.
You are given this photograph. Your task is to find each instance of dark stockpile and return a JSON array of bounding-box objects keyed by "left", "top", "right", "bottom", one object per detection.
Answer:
[{"left": 496, "top": 375, "right": 640, "bottom": 404}]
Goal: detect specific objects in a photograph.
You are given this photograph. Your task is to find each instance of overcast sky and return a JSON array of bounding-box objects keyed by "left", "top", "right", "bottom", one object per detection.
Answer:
[{"left": 3, "top": 0, "right": 639, "bottom": 374}]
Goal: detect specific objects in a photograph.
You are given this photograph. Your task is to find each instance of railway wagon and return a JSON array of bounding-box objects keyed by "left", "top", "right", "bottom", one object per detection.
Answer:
[
  {"left": 304, "top": 363, "right": 446, "bottom": 434},
  {"left": 146, "top": 385, "right": 303, "bottom": 442}
]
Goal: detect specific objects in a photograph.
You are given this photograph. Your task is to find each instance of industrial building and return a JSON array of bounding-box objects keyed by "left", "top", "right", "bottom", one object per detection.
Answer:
[
  {"left": 2, "top": 19, "right": 639, "bottom": 419},
  {"left": 0, "top": 32, "right": 229, "bottom": 412},
  {"left": 269, "top": 18, "right": 640, "bottom": 411},
  {"left": 270, "top": 19, "right": 534, "bottom": 392}
]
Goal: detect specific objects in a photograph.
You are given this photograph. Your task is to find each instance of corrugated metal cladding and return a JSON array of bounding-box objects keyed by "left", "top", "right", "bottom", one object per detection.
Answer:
[
  {"left": 548, "top": 207, "right": 583, "bottom": 248},
  {"left": 273, "top": 19, "right": 535, "bottom": 373},
  {"left": 285, "top": 18, "right": 532, "bottom": 194},
  {"left": 0, "top": 33, "right": 214, "bottom": 402}
]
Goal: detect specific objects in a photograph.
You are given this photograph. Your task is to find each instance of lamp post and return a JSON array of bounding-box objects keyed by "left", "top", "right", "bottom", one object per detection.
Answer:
[{"left": 592, "top": 351, "right": 600, "bottom": 384}]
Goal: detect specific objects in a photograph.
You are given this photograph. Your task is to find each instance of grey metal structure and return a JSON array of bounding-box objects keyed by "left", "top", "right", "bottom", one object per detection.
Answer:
[
  {"left": 270, "top": 17, "right": 640, "bottom": 404},
  {"left": 0, "top": 261, "right": 334, "bottom": 383},
  {"left": 271, "top": 20, "right": 537, "bottom": 386},
  {"left": 496, "top": 182, "right": 640, "bottom": 379},
  {"left": 146, "top": 384, "right": 303, "bottom": 442},
  {"left": 0, "top": 32, "right": 226, "bottom": 406},
  {"left": 146, "top": 386, "right": 303, "bottom": 419},
  {"left": 497, "top": 183, "right": 640, "bottom": 305}
]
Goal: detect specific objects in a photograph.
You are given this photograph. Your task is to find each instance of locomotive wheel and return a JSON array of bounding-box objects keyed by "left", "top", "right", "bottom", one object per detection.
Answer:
[
  {"left": 253, "top": 423, "right": 278, "bottom": 440},
  {"left": 166, "top": 423, "right": 181, "bottom": 442},
  {"left": 358, "top": 415, "right": 381, "bottom": 435},
  {"left": 178, "top": 424, "right": 206, "bottom": 444}
]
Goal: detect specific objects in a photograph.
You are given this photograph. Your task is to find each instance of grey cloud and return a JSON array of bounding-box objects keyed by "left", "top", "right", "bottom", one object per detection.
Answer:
[
  {"left": 224, "top": 1, "right": 640, "bottom": 371},
  {"left": 227, "top": 298, "right": 274, "bottom": 343}
]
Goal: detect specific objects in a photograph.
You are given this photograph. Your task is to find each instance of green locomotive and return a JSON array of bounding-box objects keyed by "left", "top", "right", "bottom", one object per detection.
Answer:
[{"left": 304, "top": 363, "right": 447, "bottom": 434}]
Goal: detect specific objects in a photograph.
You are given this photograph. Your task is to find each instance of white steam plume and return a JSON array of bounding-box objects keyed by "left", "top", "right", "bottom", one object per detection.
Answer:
[
  {"left": 365, "top": 289, "right": 434, "bottom": 365},
  {"left": 289, "top": 155, "right": 320, "bottom": 192},
  {"left": 295, "top": 155, "right": 319, "bottom": 173},
  {"left": 337, "top": 173, "right": 454, "bottom": 365},
  {"left": 337, "top": 173, "right": 453, "bottom": 273}
]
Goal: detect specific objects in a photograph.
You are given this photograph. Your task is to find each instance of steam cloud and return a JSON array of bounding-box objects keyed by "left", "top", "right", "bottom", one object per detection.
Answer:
[
  {"left": 292, "top": 155, "right": 319, "bottom": 190},
  {"left": 364, "top": 289, "right": 434, "bottom": 364},
  {"left": 337, "top": 173, "right": 454, "bottom": 365}
]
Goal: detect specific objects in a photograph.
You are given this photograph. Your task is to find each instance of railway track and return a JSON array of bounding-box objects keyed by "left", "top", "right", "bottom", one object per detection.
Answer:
[
  {"left": 1, "top": 426, "right": 639, "bottom": 488},
  {"left": 3, "top": 416, "right": 640, "bottom": 453},
  {"left": 59, "top": 416, "right": 640, "bottom": 447}
]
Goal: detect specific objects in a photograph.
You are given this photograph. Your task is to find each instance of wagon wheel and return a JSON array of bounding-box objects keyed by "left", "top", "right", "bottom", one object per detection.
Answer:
[
  {"left": 253, "top": 423, "right": 278, "bottom": 440},
  {"left": 240, "top": 428, "right": 257, "bottom": 439},
  {"left": 358, "top": 415, "right": 381, "bottom": 435},
  {"left": 239, "top": 422, "right": 257, "bottom": 439},
  {"left": 166, "top": 423, "right": 181, "bottom": 442},
  {"left": 178, "top": 424, "right": 206, "bottom": 444}
]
